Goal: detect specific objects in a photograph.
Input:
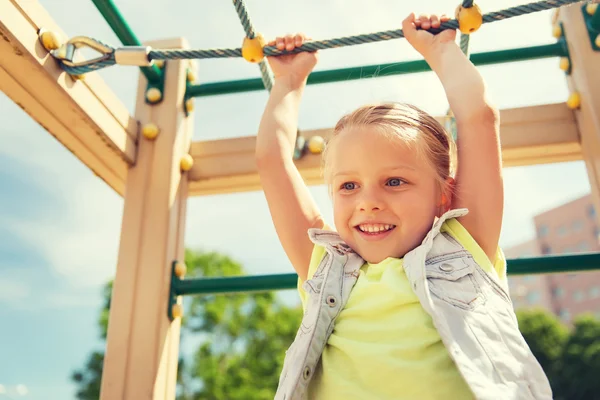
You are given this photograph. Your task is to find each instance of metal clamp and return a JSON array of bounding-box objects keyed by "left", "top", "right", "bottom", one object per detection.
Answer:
[
  {"left": 115, "top": 46, "right": 154, "bottom": 66},
  {"left": 50, "top": 36, "right": 114, "bottom": 68}
]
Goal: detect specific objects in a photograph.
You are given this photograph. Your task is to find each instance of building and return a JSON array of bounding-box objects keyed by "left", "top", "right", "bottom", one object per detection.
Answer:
[{"left": 505, "top": 194, "right": 600, "bottom": 323}]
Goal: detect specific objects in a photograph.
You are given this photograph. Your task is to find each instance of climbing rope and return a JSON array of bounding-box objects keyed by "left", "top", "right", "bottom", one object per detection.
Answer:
[
  {"left": 47, "top": 0, "right": 583, "bottom": 76},
  {"left": 231, "top": 0, "right": 273, "bottom": 91}
]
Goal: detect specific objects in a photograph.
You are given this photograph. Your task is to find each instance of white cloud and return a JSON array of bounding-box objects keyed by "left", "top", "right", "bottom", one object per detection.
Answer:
[
  {"left": 0, "top": 279, "right": 30, "bottom": 302},
  {"left": 15, "top": 384, "right": 28, "bottom": 396},
  {"left": 0, "top": 384, "right": 29, "bottom": 397}
]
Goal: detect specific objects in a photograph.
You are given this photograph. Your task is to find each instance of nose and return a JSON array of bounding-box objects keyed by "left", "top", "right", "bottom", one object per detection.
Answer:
[{"left": 357, "top": 188, "right": 383, "bottom": 212}]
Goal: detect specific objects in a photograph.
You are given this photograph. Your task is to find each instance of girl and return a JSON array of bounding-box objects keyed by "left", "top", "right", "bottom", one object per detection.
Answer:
[{"left": 255, "top": 12, "right": 551, "bottom": 400}]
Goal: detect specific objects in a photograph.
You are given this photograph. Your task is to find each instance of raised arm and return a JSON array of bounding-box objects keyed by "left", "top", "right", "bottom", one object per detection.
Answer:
[
  {"left": 256, "top": 34, "right": 324, "bottom": 280},
  {"left": 403, "top": 14, "right": 503, "bottom": 262}
]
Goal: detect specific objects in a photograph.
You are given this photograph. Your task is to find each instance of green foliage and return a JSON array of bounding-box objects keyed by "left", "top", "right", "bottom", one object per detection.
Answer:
[
  {"left": 517, "top": 309, "right": 600, "bottom": 400},
  {"left": 72, "top": 351, "right": 104, "bottom": 400},
  {"left": 72, "top": 248, "right": 302, "bottom": 400},
  {"left": 181, "top": 249, "right": 302, "bottom": 399},
  {"left": 553, "top": 315, "right": 600, "bottom": 400},
  {"left": 516, "top": 308, "right": 568, "bottom": 379}
]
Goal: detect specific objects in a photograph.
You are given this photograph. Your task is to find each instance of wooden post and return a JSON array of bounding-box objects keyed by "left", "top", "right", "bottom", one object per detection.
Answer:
[
  {"left": 100, "top": 38, "right": 193, "bottom": 400},
  {"left": 559, "top": 4, "right": 600, "bottom": 219}
]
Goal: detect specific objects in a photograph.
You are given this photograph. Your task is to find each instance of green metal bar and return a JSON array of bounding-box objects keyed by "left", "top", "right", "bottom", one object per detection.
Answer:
[
  {"left": 591, "top": 5, "right": 600, "bottom": 32},
  {"left": 173, "top": 253, "right": 600, "bottom": 296},
  {"left": 90, "top": 0, "right": 162, "bottom": 84},
  {"left": 507, "top": 253, "right": 600, "bottom": 275},
  {"left": 174, "top": 273, "right": 297, "bottom": 296},
  {"left": 186, "top": 42, "right": 567, "bottom": 98}
]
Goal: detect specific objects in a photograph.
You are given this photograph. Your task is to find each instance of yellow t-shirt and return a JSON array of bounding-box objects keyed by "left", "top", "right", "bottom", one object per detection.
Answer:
[{"left": 298, "top": 218, "right": 506, "bottom": 400}]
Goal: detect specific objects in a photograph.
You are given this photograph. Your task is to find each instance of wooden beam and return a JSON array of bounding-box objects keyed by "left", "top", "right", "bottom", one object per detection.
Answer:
[
  {"left": 0, "top": 0, "right": 137, "bottom": 196},
  {"left": 187, "top": 102, "right": 581, "bottom": 196},
  {"left": 101, "top": 38, "right": 193, "bottom": 400},
  {"left": 559, "top": 5, "right": 600, "bottom": 223}
]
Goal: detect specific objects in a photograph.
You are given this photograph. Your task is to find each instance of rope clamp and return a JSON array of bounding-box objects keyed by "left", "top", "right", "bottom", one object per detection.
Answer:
[
  {"left": 50, "top": 36, "right": 114, "bottom": 68},
  {"left": 114, "top": 46, "right": 154, "bottom": 66}
]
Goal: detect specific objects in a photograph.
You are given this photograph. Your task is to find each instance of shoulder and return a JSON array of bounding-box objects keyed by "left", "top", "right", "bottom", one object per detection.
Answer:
[
  {"left": 297, "top": 224, "right": 334, "bottom": 309},
  {"left": 441, "top": 218, "right": 507, "bottom": 285}
]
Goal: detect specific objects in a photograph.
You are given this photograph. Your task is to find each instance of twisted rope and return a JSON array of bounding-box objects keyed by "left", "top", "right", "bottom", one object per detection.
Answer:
[
  {"left": 231, "top": 0, "right": 273, "bottom": 91},
  {"left": 58, "top": 0, "right": 583, "bottom": 75},
  {"left": 460, "top": 33, "right": 470, "bottom": 56}
]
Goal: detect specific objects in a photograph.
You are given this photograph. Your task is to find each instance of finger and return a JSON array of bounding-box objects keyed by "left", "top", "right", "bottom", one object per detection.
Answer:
[
  {"left": 294, "top": 33, "right": 304, "bottom": 47},
  {"left": 284, "top": 34, "right": 295, "bottom": 51},
  {"left": 440, "top": 14, "right": 451, "bottom": 23},
  {"left": 419, "top": 13, "right": 431, "bottom": 30},
  {"left": 276, "top": 37, "right": 285, "bottom": 50},
  {"left": 431, "top": 14, "right": 440, "bottom": 28},
  {"left": 402, "top": 13, "right": 417, "bottom": 38},
  {"left": 267, "top": 39, "right": 276, "bottom": 47}
]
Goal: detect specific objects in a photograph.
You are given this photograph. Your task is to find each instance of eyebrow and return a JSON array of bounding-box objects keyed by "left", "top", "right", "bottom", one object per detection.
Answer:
[{"left": 333, "top": 165, "right": 416, "bottom": 178}]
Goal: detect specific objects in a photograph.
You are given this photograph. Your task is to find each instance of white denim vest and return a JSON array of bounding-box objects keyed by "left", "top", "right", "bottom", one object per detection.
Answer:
[{"left": 275, "top": 209, "right": 552, "bottom": 400}]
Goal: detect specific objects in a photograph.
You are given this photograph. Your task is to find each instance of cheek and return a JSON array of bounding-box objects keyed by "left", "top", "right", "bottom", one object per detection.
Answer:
[{"left": 332, "top": 195, "right": 353, "bottom": 228}]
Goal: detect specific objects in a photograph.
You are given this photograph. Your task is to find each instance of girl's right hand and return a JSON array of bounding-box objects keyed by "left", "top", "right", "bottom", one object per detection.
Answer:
[{"left": 267, "top": 33, "right": 318, "bottom": 88}]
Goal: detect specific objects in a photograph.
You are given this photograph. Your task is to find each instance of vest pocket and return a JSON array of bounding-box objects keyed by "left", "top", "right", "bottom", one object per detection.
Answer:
[{"left": 426, "top": 258, "right": 485, "bottom": 310}]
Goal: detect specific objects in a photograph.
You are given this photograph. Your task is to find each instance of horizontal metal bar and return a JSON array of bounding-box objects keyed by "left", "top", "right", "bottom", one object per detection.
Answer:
[
  {"left": 507, "top": 252, "right": 600, "bottom": 275},
  {"left": 173, "top": 252, "right": 600, "bottom": 296},
  {"left": 174, "top": 273, "right": 297, "bottom": 296},
  {"left": 90, "top": 0, "right": 162, "bottom": 83},
  {"left": 186, "top": 42, "right": 567, "bottom": 98}
]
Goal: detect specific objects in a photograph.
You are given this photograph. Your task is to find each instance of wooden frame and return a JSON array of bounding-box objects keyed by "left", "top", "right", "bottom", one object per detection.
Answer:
[
  {"left": 1, "top": 1, "right": 599, "bottom": 399},
  {"left": 0, "top": 0, "right": 137, "bottom": 196},
  {"left": 558, "top": 5, "right": 600, "bottom": 222},
  {"left": 100, "top": 38, "right": 193, "bottom": 399},
  {"left": 187, "top": 102, "right": 582, "bottom": 196}
]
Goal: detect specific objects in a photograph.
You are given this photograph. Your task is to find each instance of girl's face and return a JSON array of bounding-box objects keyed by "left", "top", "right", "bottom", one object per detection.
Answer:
[{"left": 330, "top": 127, "right": 443, "bottom": 263}]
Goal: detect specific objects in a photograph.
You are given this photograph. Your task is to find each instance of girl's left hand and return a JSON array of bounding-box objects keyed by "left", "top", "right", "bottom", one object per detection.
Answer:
[{"left": 402, "top": 13, "right": 457, "bottom": 60}]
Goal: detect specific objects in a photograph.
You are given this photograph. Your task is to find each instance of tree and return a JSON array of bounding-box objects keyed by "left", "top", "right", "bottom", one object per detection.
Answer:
[
  {"left": 72, "top": 249, "right": 302, "bottom": 399},
  {"left": 553, "top": 315, "right": 600, "bottom": 400},
  {"left": 178, "top": 249, "right": 302, "bottom": 399},
  {"left": 516, "top": 308, "right": 568, "bottom": 383},
  {"left": 517, "top": 309, "right": 600, "bottom": 400}
]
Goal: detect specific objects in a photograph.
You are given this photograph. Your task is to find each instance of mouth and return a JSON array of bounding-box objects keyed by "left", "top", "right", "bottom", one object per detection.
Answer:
[{"left": 354, "top": 223, "right": 396, "bottom": 235}]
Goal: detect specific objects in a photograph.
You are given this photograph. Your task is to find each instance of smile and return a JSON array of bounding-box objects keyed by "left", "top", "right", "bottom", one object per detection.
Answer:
[{"left": 356, "top": 223, "right": 396, "bottom": 233}]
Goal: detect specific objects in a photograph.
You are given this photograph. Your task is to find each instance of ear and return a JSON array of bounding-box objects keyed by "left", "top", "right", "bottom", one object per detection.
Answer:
[{"left": 438, "top": 177, "right": 456, "bottom": 212}]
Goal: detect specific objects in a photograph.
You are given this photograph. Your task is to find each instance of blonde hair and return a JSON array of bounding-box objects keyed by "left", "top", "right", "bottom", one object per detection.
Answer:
[{"left": 322, "top": 102, "right": 456, "bottom": 193}]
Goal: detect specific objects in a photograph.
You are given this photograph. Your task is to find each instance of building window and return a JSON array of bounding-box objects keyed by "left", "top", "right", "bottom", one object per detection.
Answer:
[
  {"left": 523, "top": 276, "right": 536, "bottom": 282},
  {"left": 573, "top": 220, "right": 584, "bottom": 232},
  {"left": 557, "top": 225, "right": 568, "bottom": 237},
  {"left": 559, "top": 309, "right": 571, "bottom": 321},
  {"left": 542, "top": 245, "right": 552, "bottom": 255},
  {"left": 578, "top": 241, "right": 590, "bottom": 252},
  {"left": 527, "top": 291, "right": 540, "bottom": 305},
  {"left": 589, "top": 205, "right": 596, "bottom": 218},
  {"left": 553, "top": 287, "right": 564, "bottom": 298},
  {"left": 590, "top": 286, "right": 600, "bottom": 298},
  {"left": 573, "top": 290, "right": 584, "bottom": 302},
  {"left": 538, "top": 225, "right": 549, "bottom": 238}
]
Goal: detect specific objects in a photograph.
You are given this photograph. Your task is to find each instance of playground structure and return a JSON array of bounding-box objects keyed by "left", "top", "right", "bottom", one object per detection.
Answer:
[{"left": 1, "top": 0, "right": 600, "bottom": 398}]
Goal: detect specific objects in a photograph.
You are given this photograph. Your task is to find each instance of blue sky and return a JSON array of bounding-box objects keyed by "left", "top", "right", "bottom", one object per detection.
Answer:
[{"left": 0, "top": 0, "right": 594, "bottom": 398}]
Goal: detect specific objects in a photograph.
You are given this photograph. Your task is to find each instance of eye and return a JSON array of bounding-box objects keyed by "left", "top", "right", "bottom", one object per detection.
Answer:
[
  {"left": 341, "top": 182, "right": 357, "bottom": 191},
  {"left": 386, "top": 178, "right": 404, "bottom": 187}
]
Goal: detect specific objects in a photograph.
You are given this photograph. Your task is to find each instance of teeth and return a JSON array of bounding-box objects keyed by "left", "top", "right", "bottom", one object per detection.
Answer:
[{"left": 358, "top": 224, "right": 395, "bottom": 233}]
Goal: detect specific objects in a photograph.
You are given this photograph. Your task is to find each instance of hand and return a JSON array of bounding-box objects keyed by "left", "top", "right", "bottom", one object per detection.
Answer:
[
  {"left": 402, "top": 13, "right": 457, "bottom": 60},
  {"left": 267, "top": 33, "right": 318, "bottom": 89}
]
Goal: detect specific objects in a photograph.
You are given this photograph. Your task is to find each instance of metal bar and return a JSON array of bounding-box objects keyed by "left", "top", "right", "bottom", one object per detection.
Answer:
[
  {"left": 173, "top": 252, "right": 600, "bottom": 296},
  {"left": 174, "top": 273, "right": 297, "bottom": 296},
  {"left": 507, "top": 253, "right": 600, "bottom": 275},
  {"left": 186, "top": 42, "right": 567, "bottom": 98},
  {"left": 90, "top": 0, "right": 162, "bottom": 83},
  {"left": 591, "top": 5, "right": 600, "bottom": 32}
]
